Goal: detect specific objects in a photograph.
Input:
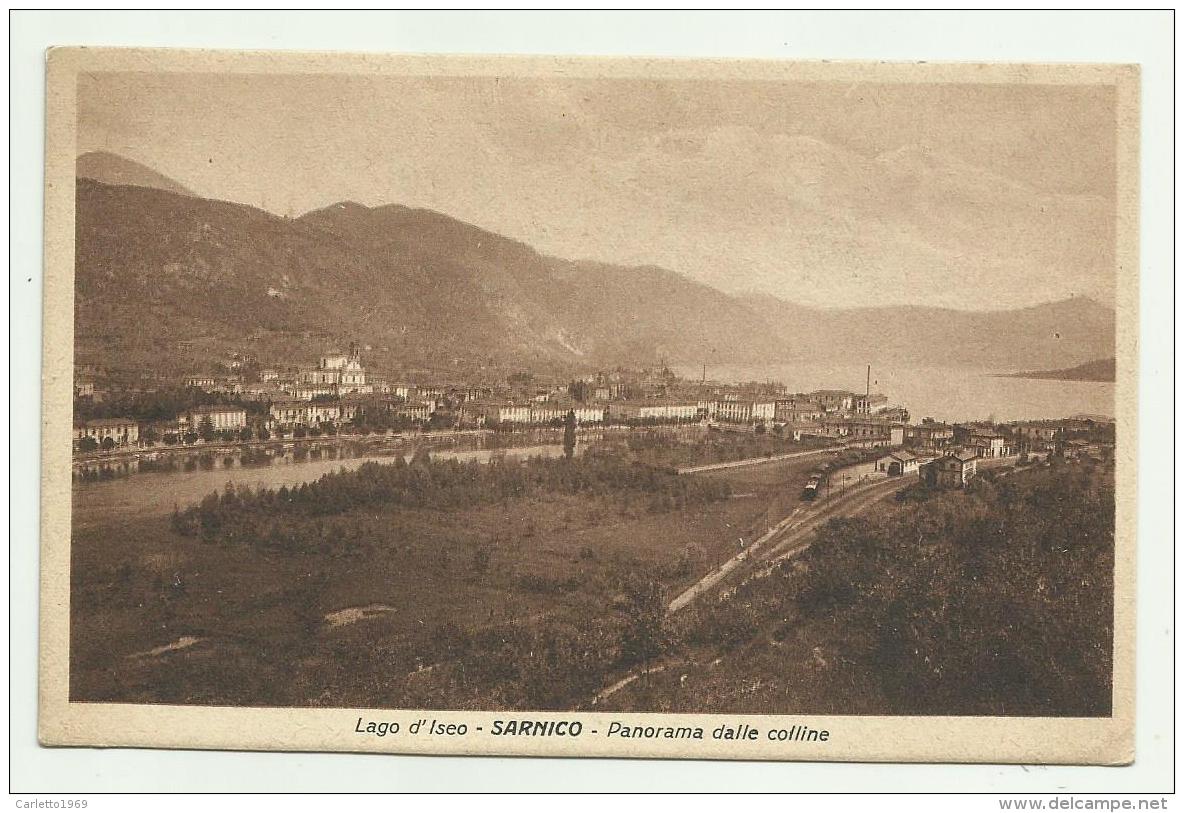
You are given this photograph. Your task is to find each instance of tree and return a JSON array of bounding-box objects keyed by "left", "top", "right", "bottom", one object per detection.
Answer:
[
  {"left": 619, "top": 578, "right": 668, "bottom": 677},
  {"left": 78, "top": 436, "right": 98, "bottom": 453},
  {"left": 794, "top": 467, "right": 1114, "bottom": 716},
  {"left": 410, "top": 446, "right": 432, "bottom": 468},
  {"left": 293, "top": 425, "right": 307, "bottom": 439},
  {"left": 183, "top": 431, "right": 198, "bottom": 445},
  {"left": 239, "top": 426, "right": 254, "bottom": 442},
  {"left": 428, "top": 411, "right": 456, "bottom": 430},
  {"left": 140, "top": 426, "right": 159, "bottom": 447},
  {"left": 99, "top": 436, "right": 116, "bottom": 451},
  {"left": 563, "top": 410, "right": 577, "bottom": 460},
  {"left": 257, "top": 427, "right": 270, "bottom": 441},
  {"left": 198, "top": 416, "right": 216, "bottom": 442},
  {"left": 568, "top": 380, "right": 588, "bottom": 402}
]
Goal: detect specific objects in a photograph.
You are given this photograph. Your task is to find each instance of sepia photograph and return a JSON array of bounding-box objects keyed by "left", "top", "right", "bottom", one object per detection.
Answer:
[{"left": 37, "top": 47, "right": 1140, "bottom": 763}]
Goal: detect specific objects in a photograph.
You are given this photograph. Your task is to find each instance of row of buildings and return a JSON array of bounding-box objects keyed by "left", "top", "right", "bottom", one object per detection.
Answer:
[
  {"left": 905, "top": 418, "right": 1113, "bottom": 458},
  {"left": 74, "top": 404, "right": 254, "bottom": 449},
  {"left": 185, "top": 344, "right": 388, "bottom": 402},
  {"left": 905, "top": 423, "right": 1013, "bottom": 458},
  {"left": 73, "top": 365, "right": 916, "bottom": 450},
  {"left": 76, "top": 348, "right": 1113, "bottom": 461},
  {"left": 870, "top": 448, "right": 982, "bottom": 488}
]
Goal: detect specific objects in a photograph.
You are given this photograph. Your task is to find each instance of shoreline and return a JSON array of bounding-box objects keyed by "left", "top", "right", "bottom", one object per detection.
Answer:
[
  {"left": 992, "top": 371, "right": 1115, "bottom": 384},
  {"left": 70, "top": 427, "right": 540, "bottom": 467}
]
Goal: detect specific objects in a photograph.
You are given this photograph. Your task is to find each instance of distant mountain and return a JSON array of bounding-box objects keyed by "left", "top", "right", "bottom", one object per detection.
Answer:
[
  {"left": 1003, "top": 357, "right": 1116, "bottom": 383},
  {"left": 295, "top": 201, "right": 790, "bottom": 367},
  {"left": 549, "top": 260, "right": 788, "bottom": 366},
  {"left": 73, "top": 172, "right": 1117, "bottom": 381},
  {"left": 76, "top": 151, "right": 192, "bottom": 197},
  {"left": 73, "top": 179, "right": 789, "bottom": 378},
  {"left": 739, "top": 293, "right": 1115, "bottom": 371}
]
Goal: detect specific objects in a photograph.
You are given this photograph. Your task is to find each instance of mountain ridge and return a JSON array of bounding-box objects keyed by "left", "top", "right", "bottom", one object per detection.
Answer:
[
  {"left": 1002, "top": 357, "right": 1116, "bottom": 383},
  {"left": 76, "top": 151, "right": 193, "bottom": 197},
  {"left": 73, "top": 172, "right": 1117, "bottom": 380},
  {"left": 737, "top": 291, "right": 1114, "bottom": 370}
]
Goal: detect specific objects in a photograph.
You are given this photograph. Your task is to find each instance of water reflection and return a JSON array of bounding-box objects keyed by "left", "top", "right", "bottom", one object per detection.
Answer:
[
  {"left": 73, "top": 429, "right": 591, "bottom": 483},
  {"left": 71, "top": 429, "right": 605, "bottom": 529}
]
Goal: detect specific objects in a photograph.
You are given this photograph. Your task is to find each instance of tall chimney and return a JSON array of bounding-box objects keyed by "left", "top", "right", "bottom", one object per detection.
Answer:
[{"left": 866, "top": 364, "right": 871, "bottom": 398}]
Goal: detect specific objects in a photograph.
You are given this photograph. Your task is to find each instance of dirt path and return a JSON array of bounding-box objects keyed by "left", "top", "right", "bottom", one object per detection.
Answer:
[
  {"left": 675, "top": 445, "right": 837, "bottom": 475},
  {"left": 591, "top": 663, "right": 673, "bottom": 705}
]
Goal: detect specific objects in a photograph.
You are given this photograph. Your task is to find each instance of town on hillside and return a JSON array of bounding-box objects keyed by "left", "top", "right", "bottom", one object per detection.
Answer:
[{"left": 72, "top": 343, "right": 1116, "bottom": 485}]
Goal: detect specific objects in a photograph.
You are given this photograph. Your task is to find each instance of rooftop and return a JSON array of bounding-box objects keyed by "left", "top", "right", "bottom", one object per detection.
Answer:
[
  {"left": 190, "top": 405, "right": 246, "bottom": 414},
  {"left": 615, "top": 399, "right": 701, "bottom": 407},
  {"left": 79, "top": 417, "right": 137, "bottom": 427}
]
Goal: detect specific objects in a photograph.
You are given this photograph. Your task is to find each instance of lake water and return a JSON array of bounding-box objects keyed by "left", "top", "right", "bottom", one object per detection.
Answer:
[
  {"left": 72, "top": 443, "right": 569, "bottom": 531},
  {"left": 680, "top": 362, "right": 1115, "bottom": 425}
]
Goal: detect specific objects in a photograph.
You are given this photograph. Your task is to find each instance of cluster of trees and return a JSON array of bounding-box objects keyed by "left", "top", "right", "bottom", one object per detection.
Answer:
[
  {"left": 172, "top": 451, "right": 731, "bottom": 552},
  {"left": 439, "top": 577, "right": 671, "bottom": 709},
  {"left": 792, "top": 464, "right": 1114, "bottom": 716},
  {"left": 272, "top": 423, "right": 342, "bottom": 441},
  {"left": 73, "top": 386, "right": 269, "bottom": 424},
  {"left": 76, "top": 435, "right": 117, "bottom": 453},
  {"left": 815, "top": 446, "right": 882, "bottom": 475},
  {"left": 79, "top": 423, "right": 278, "bottom": 453},
  {"left": 606, "top": 414, "right": 704, "bottom": 428},
  {"left": 658, "top": 463, "right": 1114, "bottom": 716},
  {"left": 350, "top": 412, "right": 430, "bottom": 434}
]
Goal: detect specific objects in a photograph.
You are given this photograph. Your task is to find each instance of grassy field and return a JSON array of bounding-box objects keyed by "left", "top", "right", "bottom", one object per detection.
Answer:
[{"left": 70, "top": 451, "right": 824, "bottom": 709}]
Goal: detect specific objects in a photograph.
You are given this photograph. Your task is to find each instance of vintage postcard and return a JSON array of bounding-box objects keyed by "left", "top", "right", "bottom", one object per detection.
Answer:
[{"left": 40, "top": 48, "right": 1138, "bottom": 763}]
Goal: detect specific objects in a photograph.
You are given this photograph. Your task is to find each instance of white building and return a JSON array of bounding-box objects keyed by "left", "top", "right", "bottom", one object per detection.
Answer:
[
  {"left": 269, "top": 401, "right": 341, "bottom": 427},
  {"left": 570, "top": 405, "right": 606, "bottom": 424},
  {"left": 389, "top": 401, "right": 432, "bottom": 422},
  {"left": 712, "top": 400, "right": 776, "bottom": 424},
  {"left": 319, "top": 353, "right": 351, "bottom": 370},
  {"left": 287, "top": 385, "right": 335, "bottom": 401},
  {"left": 808, "top": 390, "right": 855, "bottom": 413},
  {"left": 186, "top": 406, "right": 248, "bottom": 431},
  {"left": 853, "top": 393, "right": 890, "bottom": 415},
  {"left": 774, "top": 399, "right": 826, "bottom": 423},
  {"left": 74, "top": 418, "right": 139, "bottom": 447},
  {"left": 612, "top": 401, "right": 701, "bottom": 422}
]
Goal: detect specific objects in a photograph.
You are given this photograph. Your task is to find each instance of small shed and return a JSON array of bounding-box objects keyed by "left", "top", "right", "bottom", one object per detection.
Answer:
[{"left": 876, "top": 449, "right": 919, "bottom": 477}]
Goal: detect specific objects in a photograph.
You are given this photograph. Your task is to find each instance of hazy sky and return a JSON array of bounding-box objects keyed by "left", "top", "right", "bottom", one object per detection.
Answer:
[{"left": 78, "top": 72, "right": 1117, "bottom": 309}]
